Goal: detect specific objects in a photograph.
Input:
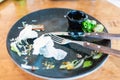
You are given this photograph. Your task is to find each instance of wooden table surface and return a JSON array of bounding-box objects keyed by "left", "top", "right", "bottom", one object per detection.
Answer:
[{"left": 0, "top": 0, "right": 120, "bottom": 80}]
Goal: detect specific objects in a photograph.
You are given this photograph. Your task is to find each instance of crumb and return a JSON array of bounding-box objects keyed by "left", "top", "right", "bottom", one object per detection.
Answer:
[
  {"left": 32, "top": 24, "right": 45, "bottom": 31},
  {"left": 76, "top": 54, "right": 82, "bottom": 58}
]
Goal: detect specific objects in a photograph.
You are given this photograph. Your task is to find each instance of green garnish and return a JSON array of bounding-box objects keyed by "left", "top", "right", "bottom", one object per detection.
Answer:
[
  {"left": 10, "top": 42, "right": 21, "bottom": 56},
  {"left": 93, "top": 52, "right": 103, "bottom": 59},
  {"left": 82, "top": 19, "right": 104, "bottom": 33},
  {"left": 93, "top": 24, "right": 104, "bottom": 32},
  {"left": 83, "top": 60, "right": 92, "bottom": 68},
  {"left": 82, "top": 19, "right": 97, "bottom": 32}
]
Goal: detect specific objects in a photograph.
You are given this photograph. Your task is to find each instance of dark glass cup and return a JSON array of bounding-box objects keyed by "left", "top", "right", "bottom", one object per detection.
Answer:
[{"left": 64, "top": 10, "right": 88, "bottom": 32}]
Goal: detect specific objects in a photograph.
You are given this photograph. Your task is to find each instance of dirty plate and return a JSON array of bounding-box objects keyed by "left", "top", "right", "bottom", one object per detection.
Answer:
[{"left": 6, "top": 8, "right": 110, "bottom": 80}]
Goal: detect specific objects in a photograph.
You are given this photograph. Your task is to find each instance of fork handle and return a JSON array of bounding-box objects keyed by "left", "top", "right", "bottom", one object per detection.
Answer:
[{"left": 83, "top": 42, "right": 120, "bottom": 57}]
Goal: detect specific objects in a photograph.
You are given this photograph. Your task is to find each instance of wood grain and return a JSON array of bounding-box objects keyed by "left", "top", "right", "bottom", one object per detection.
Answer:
[{"left": 0, "top": 0, "right": 120, "bottom": 80}]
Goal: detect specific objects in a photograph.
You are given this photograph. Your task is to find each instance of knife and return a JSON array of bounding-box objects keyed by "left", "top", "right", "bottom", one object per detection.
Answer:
[{"left": 49, "top": 32, "right": 120, "bottom": 40}]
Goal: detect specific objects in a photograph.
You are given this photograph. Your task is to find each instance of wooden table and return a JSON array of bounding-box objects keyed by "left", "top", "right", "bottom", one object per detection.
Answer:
[{"left": 0, "top": 0, "right": 120, "bottom": 80}]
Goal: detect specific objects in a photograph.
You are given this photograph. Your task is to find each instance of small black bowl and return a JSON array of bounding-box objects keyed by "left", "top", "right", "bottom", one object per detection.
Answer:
[{"left": 64, "top": 10, "right": 88, "bottom": 32}]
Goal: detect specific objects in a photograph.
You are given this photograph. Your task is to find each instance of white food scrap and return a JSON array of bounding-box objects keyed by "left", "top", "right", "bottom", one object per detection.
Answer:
[
  {"left": 32, "top": 35, "right": 67, "bottom": 60},
  {"left": 21, "top": 64, "right": 39, "bottom": 70},
  {"left": 17, "top": 24, "right": 38, "bottom": 42}
]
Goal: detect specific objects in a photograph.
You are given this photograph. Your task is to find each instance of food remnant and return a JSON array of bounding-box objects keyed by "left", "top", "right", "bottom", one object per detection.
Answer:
[
  {"left": 60, "top": 61, "right": 74, "bottom": 70},
  {"left": 10, "top": 39, "right": 33, "bottom": 56},
  {"left": 60, "top": 59, "right": 84, "bottom": 70},
  {"left": 83, "top": 60, "right": 92, "bottom": 68},
  {"left": 32, "top": 24, "right": 45, "bottom": 31},
  {"left": 32, "top": 35, "right": 67, "bottom": 60},
  {"left": 74, "top": 59, "right": 84, "bottom": 69},
  {"left": 82, "top": 19, "right": 104, "bottom": 33},
  {"left": 93, "top": 24, "right": 104, "bottom": 32},
  {"left": 76, "top": 54, "right": 82, "bottom": 58},
  {"left": 82, "top": 19, "right": 96, "bottom": 32},
  {"left": 10, "top": 42, "right": 21, "bottom": 56},
  {"left": 42, "top": 61, "right": 55, "bottom": 69},
  {"left": 21, "top": 64, "right": 39, "bottom": 70},
  {"left": 92, "top": 52, "right": 103, "bottom": 59},
  {"left": 17, "top": 24, "right": 38, "bottom": 42}
]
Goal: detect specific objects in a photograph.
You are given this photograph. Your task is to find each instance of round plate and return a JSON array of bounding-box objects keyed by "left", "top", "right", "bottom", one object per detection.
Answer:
[{"left": 6, "top": 8, "right": 110, "bottom": 79}]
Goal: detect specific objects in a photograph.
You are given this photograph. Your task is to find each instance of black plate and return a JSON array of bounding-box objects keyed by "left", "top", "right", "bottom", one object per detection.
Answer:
[{"left": 6, "top": 8, "right": 110, "bottom": 79}]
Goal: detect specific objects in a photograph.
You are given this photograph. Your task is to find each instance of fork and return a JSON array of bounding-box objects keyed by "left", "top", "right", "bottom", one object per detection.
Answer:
[{"left": 47, "top": 33, "right": 120, "bottom": 57}]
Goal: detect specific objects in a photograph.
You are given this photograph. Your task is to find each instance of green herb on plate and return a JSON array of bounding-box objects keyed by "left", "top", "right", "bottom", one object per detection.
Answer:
[
  {"left": 82, "top": 19, "right": 97, "bottom": 32},
  {"left": 93, "top": 52, "right": 103, "bottom": 59},
  {"left": 10, "top": 42, "right": 21, "bottom": 56},
  {"left": 83, "top": 60, "right": 92, "bottom": 68},
  {"left": 94, "top": 24, "right": 104, "bottom": 32}
]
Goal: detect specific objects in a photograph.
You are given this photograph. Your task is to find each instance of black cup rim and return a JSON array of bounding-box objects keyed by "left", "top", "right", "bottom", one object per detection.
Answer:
[{"left": 65, "top": 10, "right": 88, "bottom": 23}]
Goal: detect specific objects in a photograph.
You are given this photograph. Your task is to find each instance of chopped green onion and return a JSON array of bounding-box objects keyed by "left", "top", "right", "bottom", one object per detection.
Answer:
[
  {"left": 10, "top": 42, "right": 21, "bottom": 56},
  {"left": 91, "top": 20, "right": 97, "bottom": 25},
  {"left": 83, "top": 60, "right": 92, "bottom": 68},
  {"left": 82, "top": 19, "right": 96, "bottom": 32},
  {"left": 94, "top": 24, "right": 104, "bottom": 32},
  {"left": 93, "top": 52, "right": 103, "bottom": 59}
]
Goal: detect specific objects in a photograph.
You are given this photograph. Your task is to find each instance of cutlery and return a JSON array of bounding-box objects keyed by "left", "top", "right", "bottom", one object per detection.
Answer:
[
  {"left": 46, "top": 33, "right": 120, "bottom": 57},
  {"left": 49, "top": 32, "right": 120, "bottom": 40}
]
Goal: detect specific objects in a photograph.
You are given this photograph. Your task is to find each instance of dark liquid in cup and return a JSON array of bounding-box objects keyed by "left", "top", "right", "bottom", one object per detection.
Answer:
[{"left": 65, "top": 10, "right": 88, "bottom": 32}]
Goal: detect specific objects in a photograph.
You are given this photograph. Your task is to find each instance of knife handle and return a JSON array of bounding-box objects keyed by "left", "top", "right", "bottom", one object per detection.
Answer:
[
  {"left": 85, "top": 32, "right": 120, "bottom": 39},
  {"left": 83, "top": 41, "right": 120, "bottom": 57}
]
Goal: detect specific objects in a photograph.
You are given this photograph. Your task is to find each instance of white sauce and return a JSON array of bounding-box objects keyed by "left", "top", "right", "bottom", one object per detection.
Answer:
[
  {"left": 17, "top": 24, "right": 38, "bottom": 41},
  {"left": 32, "top": 35, "right": 67, "bottom": 60}
]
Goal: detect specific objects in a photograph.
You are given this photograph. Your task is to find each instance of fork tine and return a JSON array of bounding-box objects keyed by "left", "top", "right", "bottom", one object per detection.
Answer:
[
  {"left": 50, "top": 34, "right": 63, "bottom": 41},
  {"left": 47, "top": 34, "right": 64, "bottom": 44}
]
